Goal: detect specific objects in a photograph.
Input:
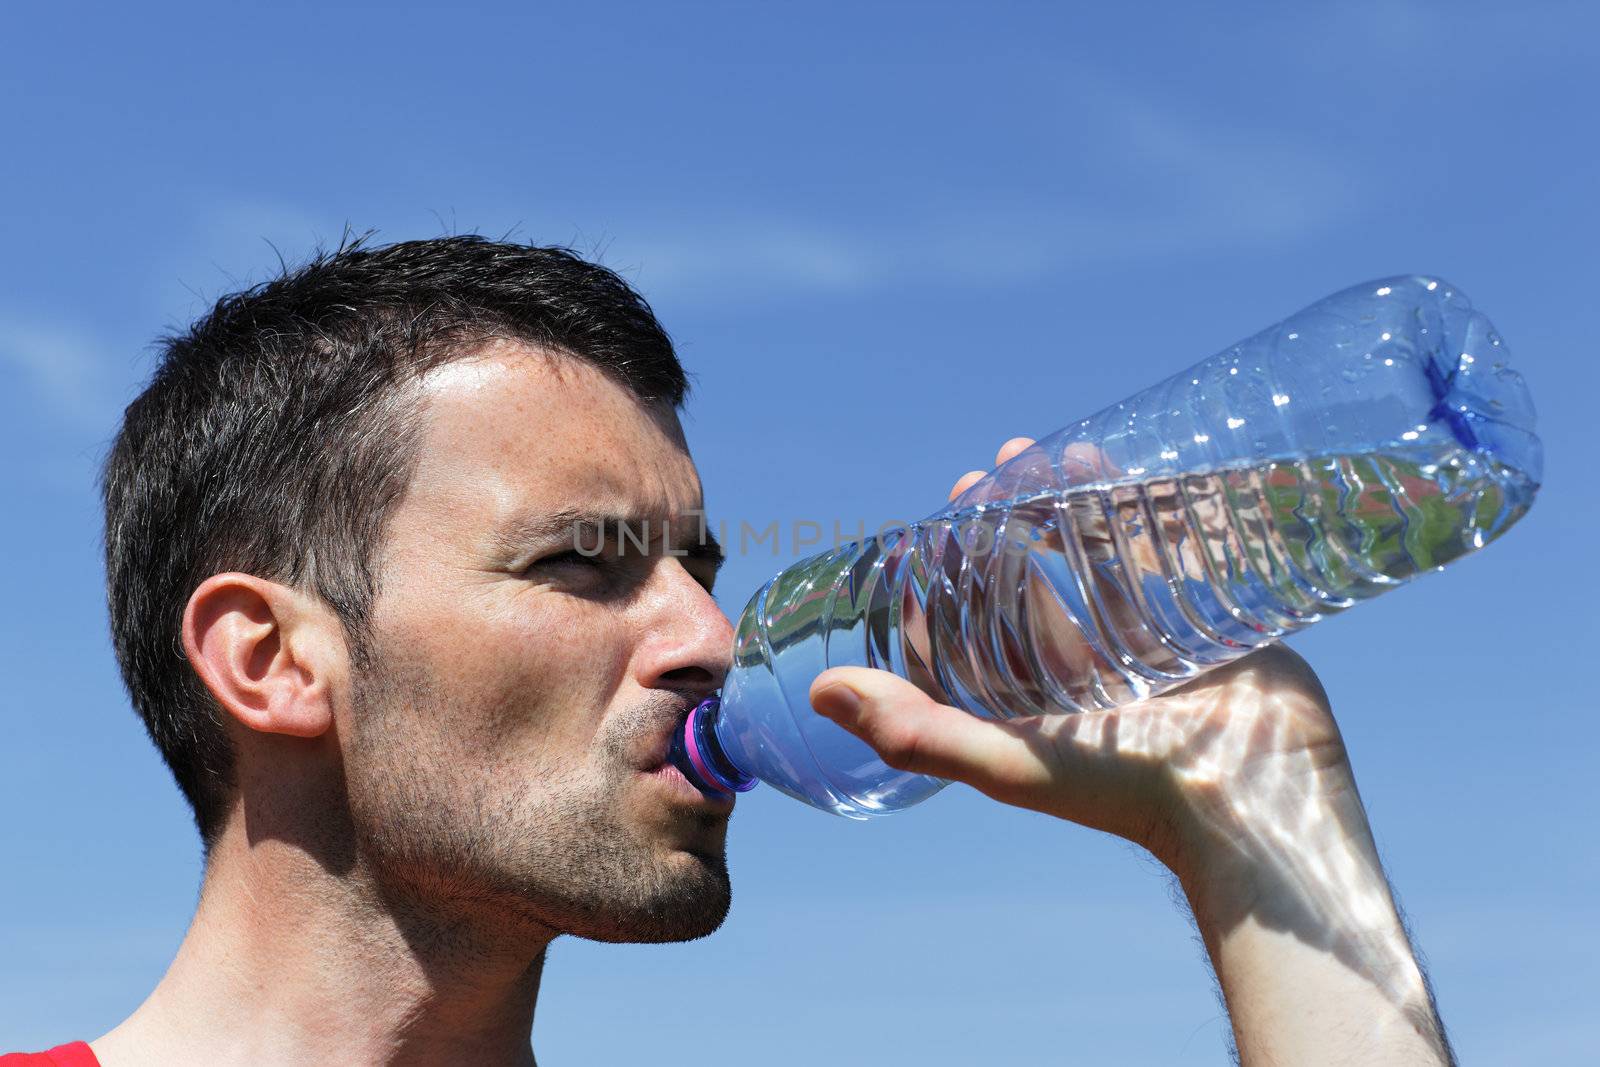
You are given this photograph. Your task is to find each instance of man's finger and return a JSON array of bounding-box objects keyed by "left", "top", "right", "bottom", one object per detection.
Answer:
[
  {"left": 948, "top": 437, "right": 1037, "bottom": 502},
  {"left": 810, "top": 667, "right": 1176, "bottom": 838},
  {"left": 810, "top": 667, "right": 1054, "bottom": 798},
  {"left": 947, "top": 469, "right": 988, "bottom": 502},
  {"left": 994, "top": 436, "right": 1035, "bottom": 467}
]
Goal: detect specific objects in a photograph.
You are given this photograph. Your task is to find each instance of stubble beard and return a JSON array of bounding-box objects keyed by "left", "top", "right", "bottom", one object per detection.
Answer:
[{"left": 343, "top": 635, "right": 732, "bottom": 950}]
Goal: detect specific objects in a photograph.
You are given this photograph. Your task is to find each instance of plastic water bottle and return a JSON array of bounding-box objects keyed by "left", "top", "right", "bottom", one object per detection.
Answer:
[{"left": 671, "top": 276, "right": 1541, "bottom": 817}]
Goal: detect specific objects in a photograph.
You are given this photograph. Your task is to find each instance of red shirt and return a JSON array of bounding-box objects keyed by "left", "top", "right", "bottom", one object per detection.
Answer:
[{"left": 0, "top": 1044, "right": 100, "bottom": 1066}]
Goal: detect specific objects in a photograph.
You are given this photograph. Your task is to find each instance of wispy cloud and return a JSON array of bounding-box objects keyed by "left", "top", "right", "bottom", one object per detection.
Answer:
[
  {"left": 171, "top": 83, "right": 1362, "bottom": 313},
  {"left": 1314, "top": 0, "right": 1599, "bottom": 64},
  {"left": 611, "top": 78, "right": 1362, "bottom": 305},
  {"left": 0, "top": 314, "right": 132, "bottom": 429},
  {"left": 148, "top": 199, "right": 352, "bottom": 322}
]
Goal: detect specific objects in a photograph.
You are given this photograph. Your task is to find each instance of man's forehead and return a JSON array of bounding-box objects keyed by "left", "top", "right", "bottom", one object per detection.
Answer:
[{"left": 405, "top": 346, "right": 701, "bottom": 526}]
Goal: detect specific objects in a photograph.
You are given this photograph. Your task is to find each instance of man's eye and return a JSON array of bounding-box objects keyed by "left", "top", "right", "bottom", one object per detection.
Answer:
[{"left": 531, "top": 550, "right": 606, "bottom": 571}]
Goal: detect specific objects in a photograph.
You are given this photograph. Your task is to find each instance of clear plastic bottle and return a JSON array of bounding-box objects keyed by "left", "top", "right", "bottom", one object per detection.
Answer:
[{"left": 670, "top": 276, "right": 1542, "bottom": 817}]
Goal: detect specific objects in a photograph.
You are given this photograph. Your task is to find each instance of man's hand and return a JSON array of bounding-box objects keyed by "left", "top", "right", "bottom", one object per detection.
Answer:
[{"left": 809, "top": 437, "right": 1455, "bottom": 1066}]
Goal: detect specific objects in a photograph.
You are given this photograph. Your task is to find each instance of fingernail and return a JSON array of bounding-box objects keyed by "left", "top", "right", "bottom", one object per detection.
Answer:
[{"left": 813, "top": 683, "right": 861, "bottom": 721}]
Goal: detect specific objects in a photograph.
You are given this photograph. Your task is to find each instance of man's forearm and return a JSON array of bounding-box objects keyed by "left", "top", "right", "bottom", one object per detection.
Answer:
[
  {"left": 1174, "top": 779, "right": 1454, "bottom": 1066},
  {"left": 810, "top": 641, "right": 1455, "bottom": 1063}
]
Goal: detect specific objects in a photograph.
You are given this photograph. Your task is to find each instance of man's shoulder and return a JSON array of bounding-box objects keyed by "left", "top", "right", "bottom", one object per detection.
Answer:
[{"left": 0, "top": 1042, "right": 100, "bottom": 1067}]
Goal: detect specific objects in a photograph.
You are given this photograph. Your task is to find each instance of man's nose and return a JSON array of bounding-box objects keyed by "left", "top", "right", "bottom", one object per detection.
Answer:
[{"left": 635, "top": 560, "right": 736, "bottom": 696}]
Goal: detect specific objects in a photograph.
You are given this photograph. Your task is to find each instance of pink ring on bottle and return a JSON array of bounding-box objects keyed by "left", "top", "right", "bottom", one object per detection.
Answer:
[{"left": 683, "top": 704, "right": 733, "bottom": 794}]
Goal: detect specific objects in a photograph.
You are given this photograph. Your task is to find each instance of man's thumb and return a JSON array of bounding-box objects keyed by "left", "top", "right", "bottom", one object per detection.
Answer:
[{"left": 809, "top": 667, "right": 1039, "bottom": 789}]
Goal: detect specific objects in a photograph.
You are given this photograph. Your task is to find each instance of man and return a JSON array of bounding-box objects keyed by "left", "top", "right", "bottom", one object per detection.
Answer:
[{"left": 5, "top": 237, "right": 1454, "bottom": 1065}]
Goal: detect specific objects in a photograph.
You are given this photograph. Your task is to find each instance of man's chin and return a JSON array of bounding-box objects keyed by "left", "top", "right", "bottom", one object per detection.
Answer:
[
  {"left": 575, "top": 851, "right": 731, "bottom": 945},
  {"left": 579, "top": 870, "right": 732, "bottom": 940},
  {"left": 587, "top": 912, "right": 728, "bottom": 945}
]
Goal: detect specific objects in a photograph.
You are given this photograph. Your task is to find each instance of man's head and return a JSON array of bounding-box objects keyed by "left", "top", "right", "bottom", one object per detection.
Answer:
[{"left": 102, "top": 236, "right": 736, "bottom": 943}]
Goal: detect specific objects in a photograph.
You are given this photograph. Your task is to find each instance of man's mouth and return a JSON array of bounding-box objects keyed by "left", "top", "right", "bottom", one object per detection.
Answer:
[
  {"left": 632, "top": 699, "right": 737, "bottom": 811},
  {"left": 637, "top": 698, "right": 698, "bottom": 772},
  {"left": 644, "top": 758, "right": 736, "bottom": 812}
]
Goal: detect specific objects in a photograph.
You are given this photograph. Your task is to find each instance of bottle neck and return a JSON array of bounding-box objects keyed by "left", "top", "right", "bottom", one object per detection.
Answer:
[{"left": 671, "top": 697, "right": 757, "bottom": 796}]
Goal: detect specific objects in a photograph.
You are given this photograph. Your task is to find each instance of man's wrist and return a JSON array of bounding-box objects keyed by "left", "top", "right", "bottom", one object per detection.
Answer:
[{"left": 1160, "top": 769, "right": 1455, "bottom": 1064}]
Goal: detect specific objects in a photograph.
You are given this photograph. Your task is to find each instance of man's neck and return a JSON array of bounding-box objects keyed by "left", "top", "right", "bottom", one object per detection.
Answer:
[{"left": 92, "top": 821, "right": 550, "bottom": 1067}]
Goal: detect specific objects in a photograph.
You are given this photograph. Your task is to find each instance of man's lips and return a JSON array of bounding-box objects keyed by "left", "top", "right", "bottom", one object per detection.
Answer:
[
  {"left": 633, "top": 698, "right": 737, "bottom": 810},
  {"left": 645, "top": 758, "right": 736, "bottom": 811},
  {"left": 636, "top": 696, "right": 703, "bottom": 772}
]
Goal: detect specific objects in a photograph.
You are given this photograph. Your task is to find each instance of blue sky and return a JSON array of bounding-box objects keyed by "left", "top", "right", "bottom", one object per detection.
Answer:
[{"left": 2, "top": 2, "right": 1596, "bottom": 1062}]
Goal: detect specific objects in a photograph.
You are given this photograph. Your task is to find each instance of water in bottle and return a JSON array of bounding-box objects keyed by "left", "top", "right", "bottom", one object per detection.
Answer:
[{"left": 670, "top": 276, "right": 1541, "bottom": 817}]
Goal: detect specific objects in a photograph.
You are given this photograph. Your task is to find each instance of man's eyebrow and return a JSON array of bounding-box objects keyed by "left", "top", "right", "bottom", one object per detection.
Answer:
[
  {"left": 492, "top": 507, "right": 725, "bottom": 565},
  {"left": 490, "top": 508, "right": 601, "bottom": 554}
]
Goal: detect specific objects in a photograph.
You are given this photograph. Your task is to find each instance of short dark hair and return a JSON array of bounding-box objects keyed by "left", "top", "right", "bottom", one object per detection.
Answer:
[{"left": 102, "top": 234, "right": 687, "bottom": 845}]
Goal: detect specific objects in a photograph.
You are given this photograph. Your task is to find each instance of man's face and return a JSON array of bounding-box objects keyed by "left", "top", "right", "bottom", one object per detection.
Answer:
[{"left": 341, "top": 342, "right": 736, "bottom": 944}]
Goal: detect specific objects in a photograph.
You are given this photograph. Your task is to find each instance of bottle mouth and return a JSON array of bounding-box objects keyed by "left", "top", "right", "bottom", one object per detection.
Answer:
[
  {"left": 1424, "top": 280, "right": 1542, "bottom": 484},
  {"left": 672, "top": 697, "right": 757, "bottom": 796}
]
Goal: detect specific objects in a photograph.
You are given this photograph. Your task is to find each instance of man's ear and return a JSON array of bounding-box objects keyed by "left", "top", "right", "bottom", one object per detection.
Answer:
[{"left": 182, "top": 573, "right": 344, "bottom": 739}]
